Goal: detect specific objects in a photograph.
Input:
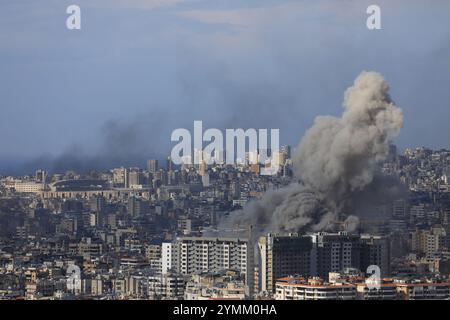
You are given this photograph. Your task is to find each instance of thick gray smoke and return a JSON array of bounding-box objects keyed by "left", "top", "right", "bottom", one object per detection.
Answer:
[{"left": 223, "top": 71, "right": 403, "bottom": 234}]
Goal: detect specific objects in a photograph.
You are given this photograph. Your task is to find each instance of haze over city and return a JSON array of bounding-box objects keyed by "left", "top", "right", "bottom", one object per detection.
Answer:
[
  {"left": 2, "top": 0, "right": 450, "bottom": 305},
  {"left": 1, "top": 0, "right": 450, "bottom": 173}
]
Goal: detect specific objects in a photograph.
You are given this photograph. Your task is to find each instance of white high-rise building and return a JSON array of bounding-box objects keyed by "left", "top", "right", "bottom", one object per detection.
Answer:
[
  {"left": 162, "top": 237, "right": 253, "bottom": 296},
  {"left": 161, "top": 242, "right": 173, "bottom": 274}
]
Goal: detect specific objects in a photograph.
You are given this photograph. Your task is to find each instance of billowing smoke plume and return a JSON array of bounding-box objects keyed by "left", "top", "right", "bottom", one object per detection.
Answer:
[{"left": 223, "top": 71, "right": 403, "bottom": 234}]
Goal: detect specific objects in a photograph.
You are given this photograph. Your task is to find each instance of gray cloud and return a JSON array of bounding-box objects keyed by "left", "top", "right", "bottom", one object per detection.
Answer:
[{"left": 223, "top": 71, "right": 403, "bottom": 236}]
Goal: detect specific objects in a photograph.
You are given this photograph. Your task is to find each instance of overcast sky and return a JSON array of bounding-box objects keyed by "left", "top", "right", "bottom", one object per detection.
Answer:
[{"left": 1, "top": 0, "right": 450, "bottom": 173}]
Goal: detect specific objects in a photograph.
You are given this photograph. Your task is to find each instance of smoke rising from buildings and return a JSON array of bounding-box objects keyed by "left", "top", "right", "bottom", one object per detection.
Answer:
[
  {"left": 5, "top": 112, "right": 173, "bottom": 175},
  {"left": 223, "top": 71, "right": 404, "bottom": 235}
]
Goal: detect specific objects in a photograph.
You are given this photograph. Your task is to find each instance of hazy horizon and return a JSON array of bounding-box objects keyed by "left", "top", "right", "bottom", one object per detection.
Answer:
[{"left": 1, "top": 0, "right": 450, "bottom": 174}]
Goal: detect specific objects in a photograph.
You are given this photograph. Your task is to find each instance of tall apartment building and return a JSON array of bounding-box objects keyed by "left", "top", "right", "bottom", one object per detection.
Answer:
[
  {"left": 310, "top": 232, "right": 361, "bottom": 280},
  {"left": 411, "top": 226, "right": 447, "bottom": 258},
  {"left": 112, "top": 167, "right": 126, "bottom": 186},
  {"left": 360, "top": 234, "right": 391, "bottom": 277},
  {"left": 162, "top": 237, "right": 253, "bottom": 296},
  {"left": 257, "top": 233, "right": 312, "bottom": 294},
  {"left": 162, "top": 242, "right": 174, "bottom": 274},
  {"left": 122, "top": 167, "right": 141, "bottom": 188},
  {"left": 147, "top": 159, "right": 158, "bottom": 174},
  {"left": 89, "top": 195, "right": 106, "bottom": 213},
  {"left": 127, "top": 196, "right": 149, "bottom": 217},
  {"left": 128, "top": 170, "right": 143, "bottom": 187},
  {"left": 257, "top": 232, "right": 390, "bottom": 294}
]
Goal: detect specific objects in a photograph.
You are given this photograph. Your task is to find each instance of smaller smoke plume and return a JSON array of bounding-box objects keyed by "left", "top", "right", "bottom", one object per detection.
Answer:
[
  {"left": 223, "top": 71, "right": 403, "bottom": 236},
  {"left": 8, "top": 111, "right": 173, "bottom": 175}
]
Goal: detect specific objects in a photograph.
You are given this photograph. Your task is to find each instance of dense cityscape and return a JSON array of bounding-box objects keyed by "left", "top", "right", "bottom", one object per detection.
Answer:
[
  {"left": 1, "top": 145, "right": 450, "bottom": 300},
  {"left": 1, "top": 2, "right": 450, "bottom": 319}
]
